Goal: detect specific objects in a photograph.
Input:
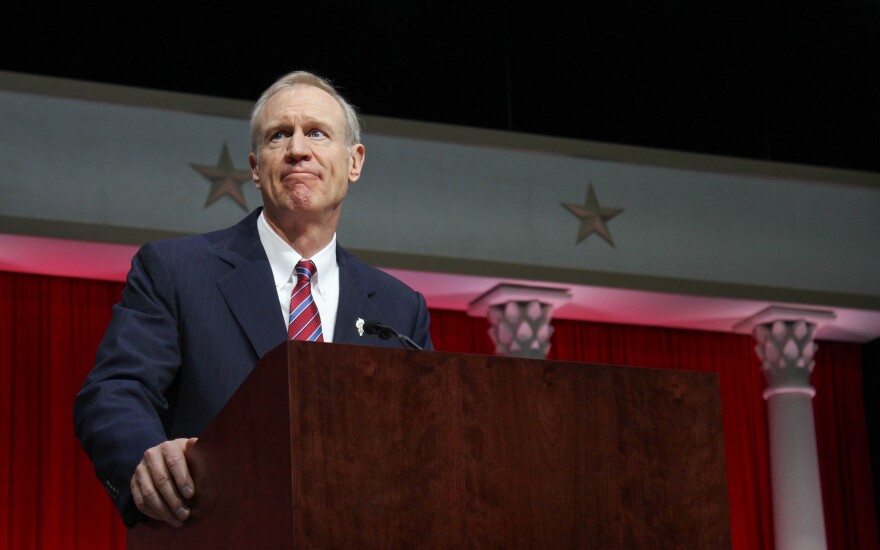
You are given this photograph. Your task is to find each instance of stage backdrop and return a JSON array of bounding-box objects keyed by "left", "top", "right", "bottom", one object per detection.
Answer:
[
  {"left": 2, "top": 71, "right": 879, "bottom": 317},
  {"left": 1, "top": 270, "right": 877, "bottom": 549}
]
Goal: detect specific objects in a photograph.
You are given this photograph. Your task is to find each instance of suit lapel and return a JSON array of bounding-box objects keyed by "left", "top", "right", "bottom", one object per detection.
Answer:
[
  {"left": 334, "top": 246, "right": 381, "bottom": 344},
  {"left": 215, "top": 210, "right": 288, "bottom": 358}
]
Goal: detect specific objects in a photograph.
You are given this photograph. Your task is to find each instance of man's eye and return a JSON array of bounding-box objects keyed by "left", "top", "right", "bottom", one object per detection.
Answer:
[
  {"left": 270, "top": 131, "right": 288, "bottom": 141},
  {"left": 308, "top": 129, "right": 326, "bottom": 139}
]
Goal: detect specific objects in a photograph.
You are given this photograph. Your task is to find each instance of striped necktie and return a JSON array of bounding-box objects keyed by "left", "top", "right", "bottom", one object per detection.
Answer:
[{"left": 287, "top": 260, "right": 324, "bottom": 342}]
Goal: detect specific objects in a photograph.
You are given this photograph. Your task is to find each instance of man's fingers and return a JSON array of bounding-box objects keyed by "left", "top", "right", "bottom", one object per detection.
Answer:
[
  {"left": 131, "top": 463, "right": 182, "bottom": 527},
  {"left": 129, "top": 438, "right": 198, "bottom": 526},
  {"left": 144, "top": 443, "right": 191, "bottom": 522},
  {"left": 162, "top": 439, "right": 195, "bottom": 499}
]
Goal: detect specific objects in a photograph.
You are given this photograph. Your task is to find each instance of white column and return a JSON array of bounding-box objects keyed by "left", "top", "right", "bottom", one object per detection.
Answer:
[
  {"left": 468, "top": 284, "right": 571, "bottom": 359},
  {"left": 737, "top": 306, "right": 836, "bottom": 550}
]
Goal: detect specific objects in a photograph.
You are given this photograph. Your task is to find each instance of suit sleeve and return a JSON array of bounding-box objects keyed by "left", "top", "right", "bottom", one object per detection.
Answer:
[
  {"left": 411, "top": 290, "right": 434, "bottom": 351},
  {"left": 73, "top": 242, "right": 183, "bottom": 526}
]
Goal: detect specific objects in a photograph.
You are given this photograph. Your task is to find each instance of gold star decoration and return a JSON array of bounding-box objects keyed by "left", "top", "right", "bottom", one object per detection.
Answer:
[
  {"left": 561, "top": 183, "right": 624, "bottom": 247},
  {"left": 191, "top": 142, "right": 252, "bottom": 211}
]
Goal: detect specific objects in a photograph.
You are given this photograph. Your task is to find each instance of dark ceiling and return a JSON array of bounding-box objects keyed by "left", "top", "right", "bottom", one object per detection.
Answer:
[{"left": 2, "top": 1, "right": 878, "bottom": 171}]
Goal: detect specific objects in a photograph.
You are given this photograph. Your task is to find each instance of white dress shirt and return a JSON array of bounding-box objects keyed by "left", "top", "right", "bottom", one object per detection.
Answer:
[{"left": 257, "top": 211, "right": 340, "bottom": 342}]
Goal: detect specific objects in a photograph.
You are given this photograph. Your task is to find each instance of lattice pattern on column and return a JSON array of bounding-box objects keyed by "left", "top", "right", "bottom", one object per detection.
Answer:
[
  {"left": 753, "top": 319, "right": 818, "bottom": 398},
  {"left": 468, "top": 284, "right": 571, "bottom": 359},
  {"left": 486, "top": 300, "right": 555, "bottom": 358}
]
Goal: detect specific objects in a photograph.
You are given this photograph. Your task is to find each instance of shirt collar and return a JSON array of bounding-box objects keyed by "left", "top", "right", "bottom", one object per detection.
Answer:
[{"left": 257, "top": 211, "right": 338, "bottom": 293}]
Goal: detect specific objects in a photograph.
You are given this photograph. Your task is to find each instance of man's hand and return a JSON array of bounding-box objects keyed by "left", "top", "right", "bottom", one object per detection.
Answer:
[{"left": 130, "top": 438, "right": 198, "bottom": 527}]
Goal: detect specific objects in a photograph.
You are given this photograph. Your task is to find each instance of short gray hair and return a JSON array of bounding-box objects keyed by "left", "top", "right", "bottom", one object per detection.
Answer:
[{"left": 249, "top": 71, "right": 362, "bottom": 153}]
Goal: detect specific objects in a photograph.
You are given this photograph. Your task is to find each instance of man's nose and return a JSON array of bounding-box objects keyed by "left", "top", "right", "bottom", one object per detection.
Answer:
[{"left": 285, "top": 130, "right": 310, "bottom": 159}]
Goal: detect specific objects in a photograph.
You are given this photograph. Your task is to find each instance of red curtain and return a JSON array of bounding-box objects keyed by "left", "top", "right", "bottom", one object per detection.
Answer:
[
  {"left": 812, "top": 341, "right": 879, "bottom": 550},
  {"left": 1, "top": 271, "right": 877, "bottom": 549},
  {"left": 1, "top": 272, "right": 127, "bottom": 549}
]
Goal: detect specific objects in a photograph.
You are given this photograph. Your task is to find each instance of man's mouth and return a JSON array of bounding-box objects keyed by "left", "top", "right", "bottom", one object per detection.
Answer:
[{"left": 281, "top": 170, "right": 319, "bottom": 184}]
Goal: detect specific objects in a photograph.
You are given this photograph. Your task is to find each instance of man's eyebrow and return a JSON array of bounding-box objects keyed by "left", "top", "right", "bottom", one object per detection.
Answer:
[{"left": 300, "top": 114, "right": 336, "bottom": 131}]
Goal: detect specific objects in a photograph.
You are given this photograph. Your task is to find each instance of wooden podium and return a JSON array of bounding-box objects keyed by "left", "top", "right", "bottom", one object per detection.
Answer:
[{"left": 128, "top": 341, "right": 730, "bottom": 548}]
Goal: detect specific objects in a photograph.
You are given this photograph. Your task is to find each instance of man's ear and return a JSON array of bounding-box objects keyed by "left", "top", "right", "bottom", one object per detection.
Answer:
[
  {"left": 348, "top": 144, "right": 366, "bottom": 183},
  {"left": 249, "top": 152, "right": 261, "bottom": 188}
]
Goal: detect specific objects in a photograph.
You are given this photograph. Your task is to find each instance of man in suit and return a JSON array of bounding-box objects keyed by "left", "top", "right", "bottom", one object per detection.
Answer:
[{"left": 73, "top": 71, "right": 433, "bottom": 528}]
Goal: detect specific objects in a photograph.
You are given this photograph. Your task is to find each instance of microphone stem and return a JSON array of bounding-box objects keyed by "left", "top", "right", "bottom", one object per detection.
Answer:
[{"left": 396, "top": 334, "right": 424, "bottom": 351}]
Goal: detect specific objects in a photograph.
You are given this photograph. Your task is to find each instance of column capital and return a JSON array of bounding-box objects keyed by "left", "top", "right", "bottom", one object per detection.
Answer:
[
  {"left": 737, "top": 306, "right": 836, "bottom": 400},
  {"left": 467, "top": 284, "right": 572, "bottom": 316},
  {"left": 753, "top": 320, "right": 818, "bottom": 398},
  {"left": 468, "top": 284, "right": 571, "bottom": 359},
  {"left": 733, "top": 305, "right": 836, "bottom": 334}
]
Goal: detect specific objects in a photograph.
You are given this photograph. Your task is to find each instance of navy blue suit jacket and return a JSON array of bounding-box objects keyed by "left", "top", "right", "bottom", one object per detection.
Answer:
[{"left": 73, "top": 208, "right": 432, "bottom": 525}]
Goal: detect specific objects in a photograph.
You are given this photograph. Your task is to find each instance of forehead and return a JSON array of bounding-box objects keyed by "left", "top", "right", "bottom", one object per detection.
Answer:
[{"left": 259, "top": 84, "right": 346, "bottom": 127}]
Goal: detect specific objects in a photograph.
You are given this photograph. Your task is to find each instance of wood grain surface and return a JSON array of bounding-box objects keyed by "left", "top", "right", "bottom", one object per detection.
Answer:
[{"left": 129, "top": 341, "right": 730, "bottom": 549}]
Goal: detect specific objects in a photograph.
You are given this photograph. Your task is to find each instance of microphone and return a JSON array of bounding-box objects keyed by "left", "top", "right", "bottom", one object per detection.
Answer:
[{"left": 362, "top": 320, "right": 424, "bottom": 351}]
